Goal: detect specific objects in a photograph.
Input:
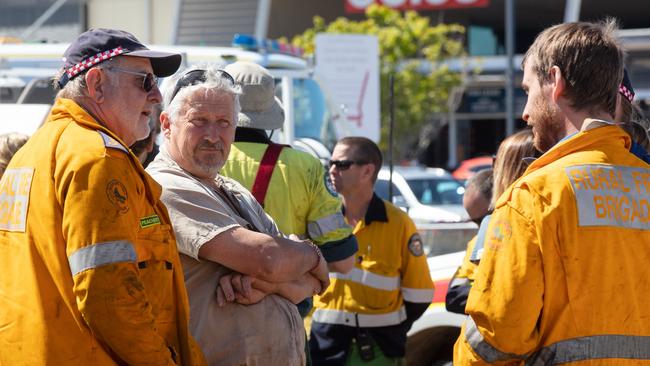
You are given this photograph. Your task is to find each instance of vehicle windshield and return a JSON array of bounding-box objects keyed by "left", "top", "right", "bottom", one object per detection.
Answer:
[
  {"left": 290, "top": 78, "right": 335, "bottom": 147},
  {"left": 406, "top": 178, "right": 465, "bottom": 205}
]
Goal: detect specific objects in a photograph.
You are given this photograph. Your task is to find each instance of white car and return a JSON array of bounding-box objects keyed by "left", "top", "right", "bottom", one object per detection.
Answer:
[{"left": 376, "top": 166, "right": 470, "bottom": 224}]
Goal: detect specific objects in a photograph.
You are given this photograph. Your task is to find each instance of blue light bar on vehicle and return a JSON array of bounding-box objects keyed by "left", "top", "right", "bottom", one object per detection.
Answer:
[{"left": 232, "top": 34, "right": 303, "bottom": 57}]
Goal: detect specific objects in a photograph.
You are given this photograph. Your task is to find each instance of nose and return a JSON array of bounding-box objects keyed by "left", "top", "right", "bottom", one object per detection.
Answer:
[
  {"left": 328, "top": 162, "right": 337, "bottom": 175},
  {"left": 522, "top": 103, "right": 530, "bottom": 122},
  {"left": 204, "top": 124, "right": 221, "bottom": 143}
]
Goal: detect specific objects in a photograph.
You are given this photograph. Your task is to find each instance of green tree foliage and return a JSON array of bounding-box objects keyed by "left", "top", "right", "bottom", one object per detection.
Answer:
[{"left": 290, "top": 4, "right": 466, "bottom": 160}]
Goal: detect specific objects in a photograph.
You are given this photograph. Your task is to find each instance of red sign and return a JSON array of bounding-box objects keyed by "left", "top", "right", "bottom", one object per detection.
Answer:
[{"left": 345, "top": 0, "right": 489, "bottom": 13}]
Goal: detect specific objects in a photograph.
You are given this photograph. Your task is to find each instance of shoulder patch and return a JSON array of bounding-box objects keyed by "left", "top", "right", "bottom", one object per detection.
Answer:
[
  {"left": 98, "top": 131, "right": 129, "bottom": 154},
  {"left": 106, "top": 179, "right": 129, "bottom": 214},
  {"left": 324, "top": 170, "right": 338, "bottom": 197},
  {"left": 486, "top": 219, "right": 512, "bottom": 251},
  {"left": 408, "top": 233, "right": 424, "bottom": 257}
]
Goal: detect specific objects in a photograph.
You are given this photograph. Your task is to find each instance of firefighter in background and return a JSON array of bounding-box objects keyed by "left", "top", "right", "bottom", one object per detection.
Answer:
[
  {"left": 446, "top": 129, "right": 538, "bottom": 315},
  {"left": 0, "top": 29, "right": 205, "bottom": 365},
  {"left": 455, "top": 20, "right": 650, "bottom": 365},
  {"left": 310, "top": 136, "right": 434, "bottom": 365},
  {"left": 445, "top": 168, "right": 492, "bottom": 314},
  {"left": 220, "top": 61, "right": 359, "bottom": 317}
]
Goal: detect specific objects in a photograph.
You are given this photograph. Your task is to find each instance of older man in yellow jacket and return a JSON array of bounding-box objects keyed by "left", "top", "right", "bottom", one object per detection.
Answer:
[
  {"left": 0, "top": 29, "right": 204, "bottom": 365},
  {"left": 454, "top": 20, "right": 650, "bottom": 365}
]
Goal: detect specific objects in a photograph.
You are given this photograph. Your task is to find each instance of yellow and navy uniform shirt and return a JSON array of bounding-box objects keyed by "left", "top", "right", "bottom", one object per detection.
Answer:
[
  {"left": 310, "top": 193, "right": 434, "bottom": 361},
  {"left": 221, "top": 128, "right": 357, "bottom": 263},
  {"left": 455, "top": 121, "right": 650, "bottom": 365},
  {"left": 0, "top": 98, "right": 205, "bottom": 366}
]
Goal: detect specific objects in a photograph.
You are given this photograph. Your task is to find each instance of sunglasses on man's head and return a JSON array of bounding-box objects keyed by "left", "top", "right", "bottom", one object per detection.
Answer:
[
  {"left": 328, "top": 159, "right": 368, "bottom": 171},
  {"left": 169, "top": 69, "right": 236, "bottom": 102},
  {"left": 109, "top": 67, "right": 158, "bottom": 93}
]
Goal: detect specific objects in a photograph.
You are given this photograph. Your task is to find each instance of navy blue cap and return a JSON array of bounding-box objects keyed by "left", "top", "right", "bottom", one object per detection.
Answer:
[{"left": 58, "top": 28, "right": 181, "bottom": 88}]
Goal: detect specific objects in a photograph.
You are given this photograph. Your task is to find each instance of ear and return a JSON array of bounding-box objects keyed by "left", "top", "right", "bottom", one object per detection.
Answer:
[
  {"left": 362, "top": 164, "right": 375, "bottom": 183},
  {"left": 160, "top": 111, "right": 172, "bottom": 139},
  {"left": 549, "top": 66, "right": 565, "bottom": 102},
  {"left": 85, "top": 68, "right": 106, "bottom": 103}
]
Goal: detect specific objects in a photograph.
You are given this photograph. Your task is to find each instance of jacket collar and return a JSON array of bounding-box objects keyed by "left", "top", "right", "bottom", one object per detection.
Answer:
[
  {"left": 50, "top": 98, "right": 131, "bottom": 150},
  {"left": 343, "top": 192, "right": 388, "bottom": 227},
  {"left": 525, "top": 119, "right": 631, "bottom": 176},
  {"left": 234, "top": 127, "right": 271, "bottom": 144},
  {"left": 363, "top": 193, "right": 389, "bottom": 225}
]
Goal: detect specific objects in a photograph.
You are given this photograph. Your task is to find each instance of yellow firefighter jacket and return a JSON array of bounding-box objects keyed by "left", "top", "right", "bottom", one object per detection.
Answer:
[
  {"left": 0, "top": 98, "right": 205, "bottom": 365},
  {"left": 454, "top": 121, "right": 650, "bottom": 365}
]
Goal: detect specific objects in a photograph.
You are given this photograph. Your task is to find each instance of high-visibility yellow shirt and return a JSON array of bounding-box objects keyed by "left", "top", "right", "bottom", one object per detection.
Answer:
[
  {"left": 0, "top": 98, "right": 205, "bottom": 366},
  {"left": 221, "top": 140, "right": 356, "bottom": 261},
  {"left": 455, "top": 122, "right": 650, "bottom": 365}
]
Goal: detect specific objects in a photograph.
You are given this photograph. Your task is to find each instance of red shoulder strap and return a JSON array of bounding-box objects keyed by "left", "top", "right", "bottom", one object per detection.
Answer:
[{"left": 251, "top": 143, "right": 285, "bottom": 206}]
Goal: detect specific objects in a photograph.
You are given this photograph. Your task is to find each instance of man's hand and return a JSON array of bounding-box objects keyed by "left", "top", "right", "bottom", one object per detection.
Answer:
[
  {"left": 309, "top": 250, "right": 330, "bottom": 295},
  {"left": 216, "top": 273, "right": 253, "bottom": 306}
]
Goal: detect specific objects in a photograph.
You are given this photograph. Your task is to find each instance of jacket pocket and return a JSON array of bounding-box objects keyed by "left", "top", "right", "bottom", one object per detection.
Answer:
[{"left": 135, "top": 224, "right": 176, "bottom": 324}]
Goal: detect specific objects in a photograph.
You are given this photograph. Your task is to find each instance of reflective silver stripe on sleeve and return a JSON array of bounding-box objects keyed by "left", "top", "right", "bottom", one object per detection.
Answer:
[
  {"left": 465, "top": 316, "right": 529, "bottom": 363},
  {"left": 401, "top": 287, "right": 434, "bottom": 303},
  {"left": 527, "top": 335, "right": 650, "bottom": 365},
  {"left": 307, "top": 212, "right": 347, "bottom": 239},
  {"left": 330, "top": 267, "right": 400, "bottom": 291},
  {"left": 68, "top": 240, "right": 137, "bottom": 276},
  {"left": 312, "top": 307, "right": 406, "bottom": 327}
]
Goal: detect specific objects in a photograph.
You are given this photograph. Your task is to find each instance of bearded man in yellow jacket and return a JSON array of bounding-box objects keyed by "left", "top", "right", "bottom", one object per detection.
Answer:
[
  {"left": 0, "top": 29, "right": 205, "bottom": 365},
  {"left": 455, "top": 20, "right": 650, "bottom": 365}
]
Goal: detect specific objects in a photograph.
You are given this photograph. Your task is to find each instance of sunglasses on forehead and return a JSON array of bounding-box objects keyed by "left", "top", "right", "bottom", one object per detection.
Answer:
[
  {"left": 328, "top": 159, "right": 368, "bottom": 171},
  {"left": 109, "top": 67, "right": 158, "bottom": 92},
  {"left": 169, "top": 69, "right": 236, "bottom": 102}
]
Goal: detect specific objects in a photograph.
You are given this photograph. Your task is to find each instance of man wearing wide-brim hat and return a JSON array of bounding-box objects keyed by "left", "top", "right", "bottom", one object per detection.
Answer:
[{"left": 0, "top": 28, "right": 205, "bottom": 365}]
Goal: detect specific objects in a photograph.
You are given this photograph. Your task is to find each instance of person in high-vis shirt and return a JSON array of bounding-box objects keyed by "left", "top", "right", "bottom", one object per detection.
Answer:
[
  {"left": 454, "top": 20, "right": 650, "bottom": 365},
  {"left": 220, "top": 62, "right": 358, "bottom": 304},
  {"left": 447, "top": 129, "right": 539, "bottom": 315},
  {"left": 0, "top": 29, "right": 205, "bottom": 365},
  {"left": 310, "top": 137, "right": 434, "bottom": 365}
]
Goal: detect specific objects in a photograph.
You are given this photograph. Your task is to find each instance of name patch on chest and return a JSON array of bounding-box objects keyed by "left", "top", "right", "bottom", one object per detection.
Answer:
[
  {"left": 565, "top": 164, "right": 650, "bottom": 229},
  {"left": 0, "top": 168, "right": 34, "bottom": 232}
]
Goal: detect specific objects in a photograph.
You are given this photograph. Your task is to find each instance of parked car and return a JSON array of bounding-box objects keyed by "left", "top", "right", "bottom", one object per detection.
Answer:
[
  {"left": 452, "top": 155, "right": 493, "bottom": 185},
  {"left": 376, "top": 166, "right": 470, "bottom": 224}
]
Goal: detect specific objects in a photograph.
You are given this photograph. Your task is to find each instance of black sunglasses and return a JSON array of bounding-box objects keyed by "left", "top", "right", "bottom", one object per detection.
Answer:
[
  {"left": 109, "top": 67, "right": 157, "bottom": 92},
  {"left": 328, "top": 159, "right": 368, "bottom": 171},
  {"left": 169, "top": 69, "right": 235, "bottom": 102}
]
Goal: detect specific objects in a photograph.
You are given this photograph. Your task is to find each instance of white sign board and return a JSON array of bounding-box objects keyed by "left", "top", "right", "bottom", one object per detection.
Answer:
[{"left": 315, "top": 34, "right": 380, "bottom": 142}]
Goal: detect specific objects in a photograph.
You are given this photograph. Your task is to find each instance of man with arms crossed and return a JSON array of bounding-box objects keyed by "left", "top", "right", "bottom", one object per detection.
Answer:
[{"left": 147, "top": 66, "right": 329, "bottom": 365}]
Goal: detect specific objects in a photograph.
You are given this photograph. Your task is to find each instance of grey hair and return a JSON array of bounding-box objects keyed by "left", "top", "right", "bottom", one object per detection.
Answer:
[
  {"left": 52, "top": 57, "right": 119, "bottom": 100},
  {"left": 162, "top": 65, "right": 242, "bottom": 123}
]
